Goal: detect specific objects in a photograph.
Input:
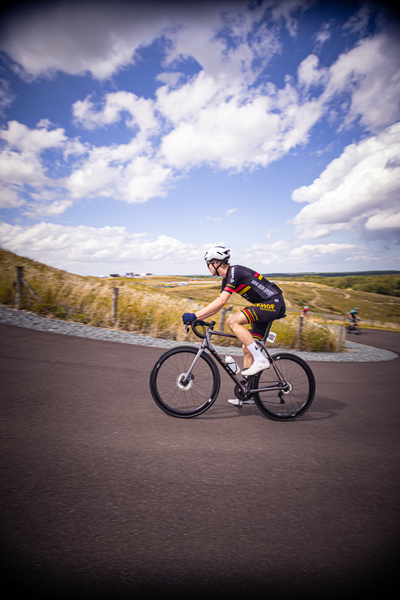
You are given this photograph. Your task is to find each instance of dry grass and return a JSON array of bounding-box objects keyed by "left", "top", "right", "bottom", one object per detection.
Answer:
[
  {"left": 0, "top": 247, "right": 200, "bottom": 343},
  {"left": 265, "top": 314, "right": 340, "bottom": 352},
  {"left": 0, "top": 247, "right": 343, "bottom": 351}
]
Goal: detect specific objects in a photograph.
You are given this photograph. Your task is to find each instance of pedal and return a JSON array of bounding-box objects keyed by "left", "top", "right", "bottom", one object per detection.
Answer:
[{"left": 238, "top": 400, "right": 243, "bottom": 411}]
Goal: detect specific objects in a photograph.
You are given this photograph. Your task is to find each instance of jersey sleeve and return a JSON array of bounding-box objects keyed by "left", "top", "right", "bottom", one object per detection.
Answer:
[
  {"left": 222, "top": 282, "right": 235, "bottom": 294},
  {"left": 221, "top": 266, "right": 238, "bottom": 295},
  {"left": 222, "top": 265, "right": 248, "bottom": 295}
]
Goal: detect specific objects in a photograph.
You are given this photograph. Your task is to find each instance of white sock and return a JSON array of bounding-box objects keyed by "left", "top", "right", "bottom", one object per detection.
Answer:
[{"left": 246, "top": 341, "right": 266, "bottom": 362}]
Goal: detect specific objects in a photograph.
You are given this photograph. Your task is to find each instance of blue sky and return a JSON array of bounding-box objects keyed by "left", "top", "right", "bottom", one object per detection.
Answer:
[{"left": 0, "top": 0, "right": 399, "bottom": 276}]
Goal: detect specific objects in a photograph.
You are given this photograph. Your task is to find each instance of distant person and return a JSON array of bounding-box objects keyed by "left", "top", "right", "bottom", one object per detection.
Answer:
[
  {"left": 302, "top": 306, "right": 308, "bottom": 316},
  {"left": 181, "top": 246, "right": 286, "bottom": 383},
  {"left": 348, "top": 307, "right": 359, "bottom": 326}
]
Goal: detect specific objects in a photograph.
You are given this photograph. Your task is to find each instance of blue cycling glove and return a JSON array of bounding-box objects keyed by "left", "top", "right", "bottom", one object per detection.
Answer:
[{"left": 182, "top": 312, "right": 196, "bottom": 325}]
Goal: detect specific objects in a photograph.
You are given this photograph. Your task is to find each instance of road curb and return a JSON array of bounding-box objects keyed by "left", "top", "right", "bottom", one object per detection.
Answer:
[{"left": 0, "top": 305, "right": 397, "bottom": 362}]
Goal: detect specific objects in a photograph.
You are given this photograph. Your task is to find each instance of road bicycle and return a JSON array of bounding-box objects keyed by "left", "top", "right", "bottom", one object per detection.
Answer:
[
  {"left": 149, "top": 317, "right": 316, "bottom": 421},
  {"left": 346, "top": 319, "right": 361, "bottom": 335}
]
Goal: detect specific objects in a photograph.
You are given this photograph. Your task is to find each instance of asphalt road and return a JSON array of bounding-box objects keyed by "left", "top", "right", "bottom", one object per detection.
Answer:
[{"left": 0, "top": 323, "right": 399, "bottom": 600}]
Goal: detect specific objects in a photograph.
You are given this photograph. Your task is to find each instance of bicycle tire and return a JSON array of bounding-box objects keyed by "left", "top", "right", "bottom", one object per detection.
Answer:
[
  {"left": 149, "top": 347, "right": 221, "bottom": 418},
  {"left": 252, "top": 353, "right": 315, "bottom": 421}
]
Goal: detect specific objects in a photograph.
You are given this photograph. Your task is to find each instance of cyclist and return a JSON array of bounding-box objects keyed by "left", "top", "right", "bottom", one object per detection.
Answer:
[
  {"left": 348, "top": 307, "right": 359, "bottom": 329},
  {"left": 182, "top": 245, "right": 286, "bottom": 382},
  {"left": 302, "top": 306, "right": 308, "bottom": 316}
]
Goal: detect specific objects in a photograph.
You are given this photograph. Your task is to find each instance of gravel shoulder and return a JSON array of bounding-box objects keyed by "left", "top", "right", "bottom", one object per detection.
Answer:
[{"left": 0, "top": 305, "right": 397, "bottom": 362}]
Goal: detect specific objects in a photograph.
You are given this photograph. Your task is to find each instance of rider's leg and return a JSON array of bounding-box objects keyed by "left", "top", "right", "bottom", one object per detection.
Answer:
[
  {"left": 226, "top": 311, "right": 256, "bottom": 347},
  {"left": 242, "top": 344, "right": 253, "bottom": 369},
  {"left": 226, "top": 311, "right": 268, "bottom": 374}
]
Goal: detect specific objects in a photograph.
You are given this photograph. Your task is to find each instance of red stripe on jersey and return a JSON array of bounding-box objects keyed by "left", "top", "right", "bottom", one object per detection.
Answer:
[
  {"left": 254, "top": 272, "right": 259, "bottom": 278},
  {"left": 234, "top": 284, "right": 247, "bottom": 293},
  {"left": 223, "top": 286, "right": 233, "bottom": 294}
]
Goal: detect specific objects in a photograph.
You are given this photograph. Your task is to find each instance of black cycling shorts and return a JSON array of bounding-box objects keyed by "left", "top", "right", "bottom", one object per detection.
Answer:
[{"left": 241, "top": 294, "right": 285, "bottom": 341}]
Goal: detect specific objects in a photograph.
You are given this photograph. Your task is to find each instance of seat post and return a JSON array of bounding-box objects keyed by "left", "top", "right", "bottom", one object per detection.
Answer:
[
  {"left": 262, "top": 321, "right": 273, "bottom": 343},
  {"left": 262, "top": 314, "right": 287, "bottom": 343}
]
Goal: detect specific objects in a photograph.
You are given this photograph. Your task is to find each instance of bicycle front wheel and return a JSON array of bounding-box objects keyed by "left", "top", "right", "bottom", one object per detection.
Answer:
[
  {"left": 253, "top": 353, "right": 315, "bottom": 421},
  {"left": 149, "top": 347, "right": 221, "bottom": 418}
]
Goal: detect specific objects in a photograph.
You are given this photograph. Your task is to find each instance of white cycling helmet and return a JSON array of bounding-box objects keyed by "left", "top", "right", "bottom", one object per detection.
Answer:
[{"left": 204, "top": 245, "right": 230, "bottom": 263}]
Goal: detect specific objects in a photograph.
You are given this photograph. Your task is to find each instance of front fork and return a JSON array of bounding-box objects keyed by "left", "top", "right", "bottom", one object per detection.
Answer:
[{"left": 181, "top": 339, "right": 208, "bottom": 386}]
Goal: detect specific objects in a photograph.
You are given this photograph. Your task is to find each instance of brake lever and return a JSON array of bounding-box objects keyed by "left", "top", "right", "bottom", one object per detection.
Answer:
[{"left": 184, "top": 324, "right": 189, "bottom": 334}]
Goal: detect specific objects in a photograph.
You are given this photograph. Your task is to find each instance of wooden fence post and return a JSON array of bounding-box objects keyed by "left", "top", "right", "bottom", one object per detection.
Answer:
[
  {"left": 218, "top": 304, "right": 233, "bottom": 333},
  {"left": 14, "top": 266, "right": 24, "bottom": 309},
  {"left": 112, "top": 287, "right": 119, "bottom": 326},
  {"left": 336, "top": 324, "right": 345, "bottom": 352},
  {"left": 219, "top": 306, "right": 226, "bottom": 332},
  {"left": 13, "top": 266, "right": 40, "bottom": 310},
  {"left": 295, "top": 315, "right": 303, "bottom": 350}
]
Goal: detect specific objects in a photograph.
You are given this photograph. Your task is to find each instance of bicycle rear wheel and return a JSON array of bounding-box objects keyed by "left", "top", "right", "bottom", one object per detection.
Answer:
[
  {"left": 252, "top": 353, "right": 315, "bottom": 421},
  {"left": 149, "top": 347, "right": 221, "bottom": 418}
]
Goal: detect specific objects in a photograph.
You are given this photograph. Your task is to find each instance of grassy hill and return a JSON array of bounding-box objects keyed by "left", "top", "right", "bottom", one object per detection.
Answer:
[
  {"left": 271, "top": 272, "right": 400, "bottom": 298},
  {"left": 154, "top": 274, "right": 400, "bottom": 329},
  {"left": 0, "top": 247, "right": 194, "bottom": 342},
  {"left": 1, "top": 248, "right": 399, "bottom": 350}
]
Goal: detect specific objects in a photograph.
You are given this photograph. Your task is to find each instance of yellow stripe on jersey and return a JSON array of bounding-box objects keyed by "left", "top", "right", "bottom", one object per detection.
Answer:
[{"left": 237, "top": 285, "right": 251, "bottom": 296}]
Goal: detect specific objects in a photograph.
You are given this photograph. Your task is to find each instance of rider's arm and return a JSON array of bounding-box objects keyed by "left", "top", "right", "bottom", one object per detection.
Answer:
[{"left": 195, "top": 291, "right": 231, "bottom": 320}]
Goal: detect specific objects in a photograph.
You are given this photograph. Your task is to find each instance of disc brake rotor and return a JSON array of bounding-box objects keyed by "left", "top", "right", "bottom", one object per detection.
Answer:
[
  {"left": 282, "top": 381, "right": 293, "bottom": 394},
  {"left": 176, "top": 373, "right": 194, "bottom": 391}
]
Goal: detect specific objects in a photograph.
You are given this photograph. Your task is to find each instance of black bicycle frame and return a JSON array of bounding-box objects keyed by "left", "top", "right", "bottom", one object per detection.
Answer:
[{"left": 183, "top": 321, "right": 288, "bottom": 396}]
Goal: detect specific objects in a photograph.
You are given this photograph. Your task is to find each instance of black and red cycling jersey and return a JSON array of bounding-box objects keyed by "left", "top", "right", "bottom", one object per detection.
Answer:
[{"left": 221, "top": 265, "right": 282, "bottom": 303}]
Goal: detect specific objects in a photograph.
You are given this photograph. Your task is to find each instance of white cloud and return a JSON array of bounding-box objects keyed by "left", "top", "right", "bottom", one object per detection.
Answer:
[
  {"left": 160, "top": 92, "right": 277, "bottom": 170},
  {"left": 156, "top": 71, "right": 220, "bottom": 125},
  {"left": 0, "top": 118, "right": 172, "bottom": 209},
  {"left": 287, "top": 242, "right": 386, "bottom": 267},
  {"left": 226, "top": 208, "right": 238, "bottom": 216},
  {"left": 156, "top": 72, "right": 182, "bottom": 87},
  {"left": 314, "top": 21, "right": 332, "bottom": 46},
  {"left": 0, "top": 78, "right": 15, "bottom": 115},
  {"left": 72, "top": 91, "right": 158, "bottom": 133},
  {"left": 290, "top": 243, "right": 358, "bottom": 258},
  {"left": 323, "top": 31, "right": 400, "bottom": 132},
  {"left": 342, "top": 5, "right": 371, "bottom": 35},
  {"left": 294, "top": 31, "right": 400, "bottom": 134},
  {"left": 0, "top": 221, "right": 206, "bottom": 273},
  {"left": 297, "top": 54, "right": 328, "bottom": 90},
  {"left": 0, "top": 120, "right": 68, "bottom": 210},
  {"left": 270, "top": 0, "right": 312, "bottom": 37},
  {"left": 119, "top": 156, "right": 172, "bottom": 203},
  {"left": 0, "top": 148, "right": 48, "bottom": 188},
  {"left": 159, "top": 81, "right": 325, "bottom": 171},
  {"left": 291, "top": 122, "right": 400, "bottom": 240},
  {"left": 0, "top": 0, "right": 299, "bottom": 81},
  {"left": 241, "top": 239, "right": 291, "bottom": 265},
  {"left": 24, "top": 199, "right": 74, "bottom": 217},
  {"left": 66, "top": 143, "right": 172, "bottom": 203},
  {"left": 0, "top": 1, "right": 399, "bottom": 224},
  {"left": 0, "top": 119, "right": 66, "bottom": 153},
  {"left": 0, "top": 184, "right": 25, "bottom": 209},
  {"left": 0, "top": 1, "right": 167, "bottom": 79},
  {"left": 365, "top": 209, "right": 400, "bottom": 230}
]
